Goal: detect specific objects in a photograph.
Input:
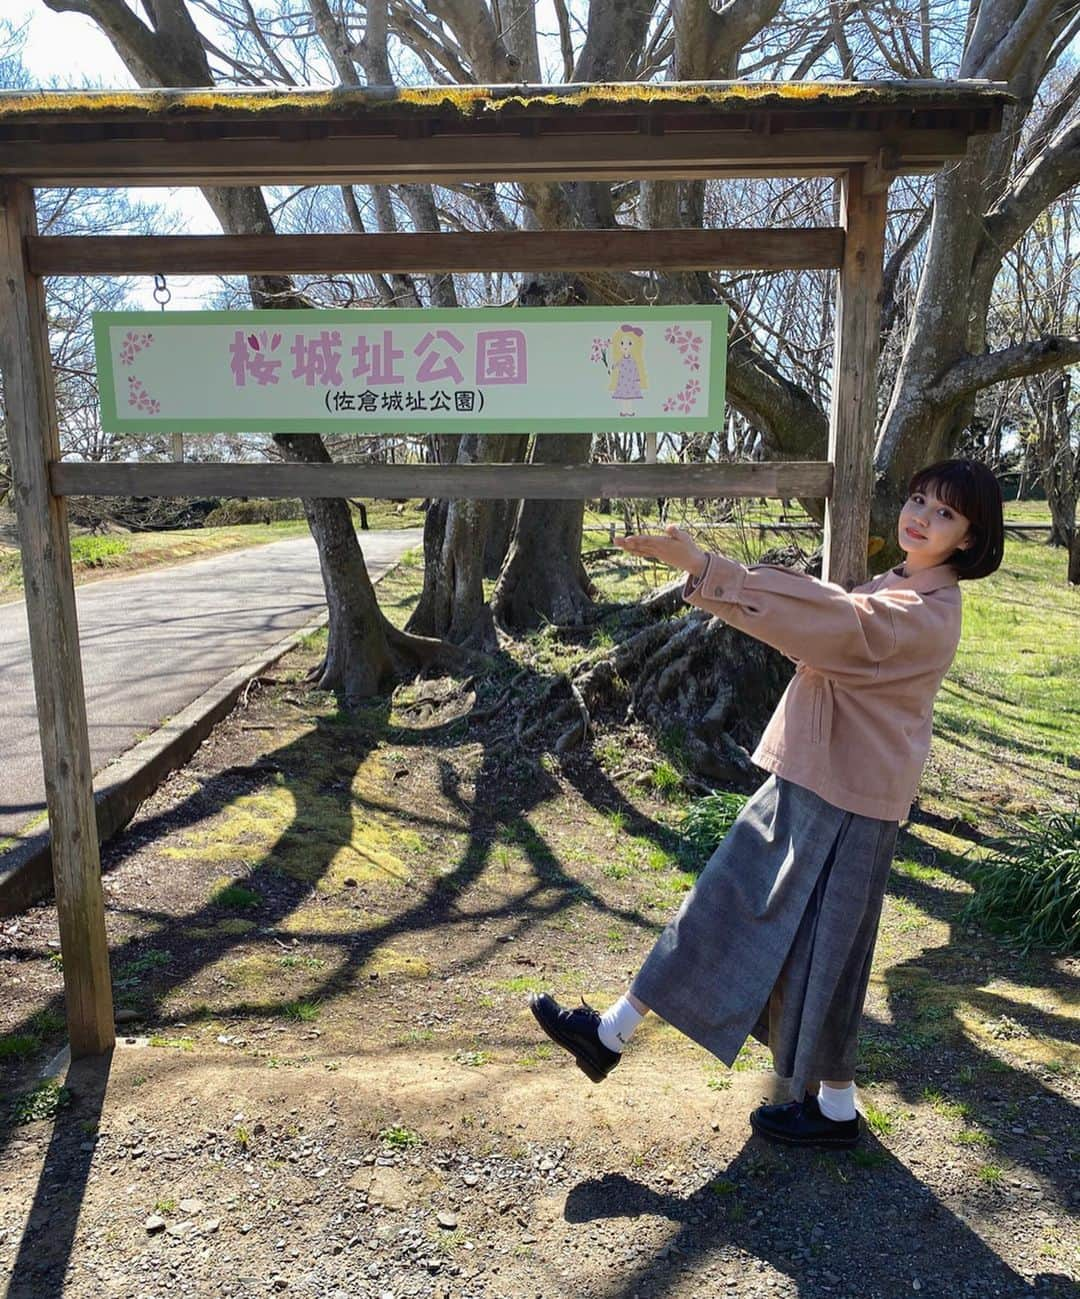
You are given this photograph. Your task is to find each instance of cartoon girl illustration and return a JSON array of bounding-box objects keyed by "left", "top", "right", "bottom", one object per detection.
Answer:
[{"left": 609, "top": 324, "right": 648, "bottom": 416}]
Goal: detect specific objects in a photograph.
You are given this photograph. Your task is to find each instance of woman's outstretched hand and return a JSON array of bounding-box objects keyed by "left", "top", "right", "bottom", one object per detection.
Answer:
[{"left": 614, "top": 524, "right": 708, "bottom": 578}]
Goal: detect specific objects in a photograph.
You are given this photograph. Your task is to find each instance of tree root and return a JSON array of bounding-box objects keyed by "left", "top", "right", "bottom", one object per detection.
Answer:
[{"left": 513, "top": 605, "right": 792, "bottom": 788}]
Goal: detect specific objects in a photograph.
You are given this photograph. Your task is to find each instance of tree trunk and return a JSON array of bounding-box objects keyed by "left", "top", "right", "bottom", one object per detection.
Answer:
[
  {"left": 871, "top": 19, "right": 1070, "bottom": 568},
  {"left": 484, "top": 433, "right": 529, "bottom": 578},
  {"left": 491, "top": 432, "right": 596, "bottom": 630},
  {"left": 407, "top": 433, "right": 460, "bottom": 637},
  {"left": 1041, "top": 371, "right": 1076, "bottom": 548},
  {"left": 403, "top": 434, "right": 511, "bottom": 651}
]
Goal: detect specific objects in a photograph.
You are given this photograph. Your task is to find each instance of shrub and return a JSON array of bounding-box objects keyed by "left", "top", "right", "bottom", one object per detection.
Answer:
[
  {"left": 203, "top": 498, "right": 306, "bottom": 526},
  {"left": 960, "top": 808, "right": 1079, "bottom": 953}
]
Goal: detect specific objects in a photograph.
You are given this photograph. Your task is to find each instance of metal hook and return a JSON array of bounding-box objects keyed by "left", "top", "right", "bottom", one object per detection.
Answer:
[
  {"left": 153, "top": 272, "right": 171, "bottom": 311},
  {"left": 643, "top": 269, "right": 660, "bottom": 306}
]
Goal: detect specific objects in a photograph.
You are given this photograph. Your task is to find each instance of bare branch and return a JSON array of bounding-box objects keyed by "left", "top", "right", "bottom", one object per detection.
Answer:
[
  {"left": 926, "top": 335, "right": 1080, "bottom": 404},
  {"left": 422, "top": 0, "right": 518, "bottom": 80},
  {"left": 389, "top": 1, "right": 473, "bottom": 82},
  {"left": 881, "top": 203, "right": 932, "bottom": 338},
  {"left": 576, "top": 0, "right": 658, "bottom": 80},
  {"left": 550, "top": 0, "right": 575, "bottom": 80},
  {"left": 982, "top": 116, "right": 1080, "bottom": 263},
  {"left": 309, "top": 0, "right": 359, "bottom": 83},
  {"left": 42, "top": 0, "right": 209, "bottom": 85},
  {"left": 675, "top": 0, "right": 783, "bottom": 79},
  {"left": 964, "top": 0, "right": 1061, "bottom": 81}
]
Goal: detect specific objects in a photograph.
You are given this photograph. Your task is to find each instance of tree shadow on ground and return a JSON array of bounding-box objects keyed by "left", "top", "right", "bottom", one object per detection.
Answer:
[
  {"left": 0, "top": 667, "right": 701, "bottom": 1295},
  {"left": 1, "top": 670, "right": 1075, "bottom": 1297},
  {"left": 863, "top": 827, "right": 1079, "bottom": 1207},
  {"left": 558, "top": 1146, "right": 1074, "bottom": 1299}
]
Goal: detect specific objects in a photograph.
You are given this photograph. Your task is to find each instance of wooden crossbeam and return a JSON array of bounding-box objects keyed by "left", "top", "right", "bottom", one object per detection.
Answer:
[
  {"left": 28, "top": 228, "right": 845, "bottom": 276},
  {"left": 0, "top": 128, "right": 970, "bottom": 187},
  {"left": 51, "top": 460, "right": 834, "bottom": 501}
]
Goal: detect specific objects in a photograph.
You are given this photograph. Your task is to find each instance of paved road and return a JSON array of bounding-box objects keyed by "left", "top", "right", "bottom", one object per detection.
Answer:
[{"left": 0, "top": 529, "right": 422, "bottom": 845}]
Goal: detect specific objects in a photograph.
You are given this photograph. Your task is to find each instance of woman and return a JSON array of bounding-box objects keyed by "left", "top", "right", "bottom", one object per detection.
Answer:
[{"left": 530, "top": 459, "right": 1004, "bottom": 1148}]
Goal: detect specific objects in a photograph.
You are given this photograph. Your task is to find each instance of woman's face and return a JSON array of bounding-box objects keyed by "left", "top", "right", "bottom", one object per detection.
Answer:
[
  {"left": 618, "top": 335, "right": 634, "bottom": 357},
  {"left": 898, "top": 485, "right": 972, "bottom": 567}
]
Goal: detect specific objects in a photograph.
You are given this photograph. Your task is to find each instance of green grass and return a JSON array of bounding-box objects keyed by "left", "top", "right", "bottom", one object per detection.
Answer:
[
  {"left": 954, "top": 1128, "right": 995, "bottom": 1148},
  {"left": 69, "top": 536, "right": 129, "bottom": 566},
  {"left": 210, "top": 883, "right": 262, "bottom": 911},
  {"left": 680, "top": 791, "right": 748, "bottom": 857},
  {"left": 9, "top": 1079, "right": 72, "bottom": 1125},
  {"left": 453, "top": 1049, "right": 491, "bottom": 1067},
  {"left": 851, "top": 1149, "right": 888, "bottom": 1169},
  {"left": 491, "top": 974, "right": 545, "bottom": 995},
  {"left": 0, "top": 519, "right": 317, "bottom": 601},
  {"left": 0, "top": 1034, "right": 40, "bottom": 1059},
  {"left": 380, "top": 1125, "right": 422, "bottom": 1148},
  {"left": 114, "top": 948, "right": 172, "bottom": 985},
  {"left": 927, "top": 537, "right": 1079, "bottom": 827},
  {"left": 862, "top": 1100, "right": 896, "bottom": 1137},
  {"left": 282, "top": 999, "right": 320, "bottom": 1022},
  {"left": 922, "top": 1088, "right": 972, "bottom": 1121}
]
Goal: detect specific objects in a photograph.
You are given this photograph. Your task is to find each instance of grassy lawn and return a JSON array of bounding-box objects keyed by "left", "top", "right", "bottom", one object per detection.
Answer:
[{"left": 921, "top": 537, "right": 1079, "bottom": 828}]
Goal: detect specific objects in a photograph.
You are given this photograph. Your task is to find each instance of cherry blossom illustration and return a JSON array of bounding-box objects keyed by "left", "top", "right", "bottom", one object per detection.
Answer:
[
  {"left": 663, "top": 323, "right": 704, "bottom": 371},
  {"left": 662, "top": 377, "right": 702, "bottom": 414},
  {"left": 118, "top": 329, "right": 155, "bottom": 367},
  {"left": 127, "top": 375, "right": 161, "bottom": 415}
]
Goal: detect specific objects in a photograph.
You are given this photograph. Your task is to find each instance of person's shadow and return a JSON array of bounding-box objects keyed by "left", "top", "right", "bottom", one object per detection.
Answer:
[{"left": 559, "top": 1139, "right": 1074, "bottom": 1298}]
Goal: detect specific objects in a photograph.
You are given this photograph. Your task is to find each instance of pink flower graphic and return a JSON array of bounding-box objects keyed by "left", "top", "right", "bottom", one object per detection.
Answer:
[
  {"left": 662, "top": 376, "right": 702, "bottom": 413},
  {"left": 127, "top": 375, "right": 161, "bottom": 415},
  {"left": 665, "top": 323, "right": 705, "bottom": 372},
  {"left": 119, "top": 329, "right": 155, "bottom": 367}
]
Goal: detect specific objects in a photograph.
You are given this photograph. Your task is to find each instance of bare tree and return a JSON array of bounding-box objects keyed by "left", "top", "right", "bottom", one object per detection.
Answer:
[{"left": 41, "top": 0, "right": 471, "bottom": 696}]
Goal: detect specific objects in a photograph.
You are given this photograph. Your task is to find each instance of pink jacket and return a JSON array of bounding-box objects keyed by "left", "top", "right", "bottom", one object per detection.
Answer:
[{"left": 683, "top": 555, "right": 963, "bottom": 821}]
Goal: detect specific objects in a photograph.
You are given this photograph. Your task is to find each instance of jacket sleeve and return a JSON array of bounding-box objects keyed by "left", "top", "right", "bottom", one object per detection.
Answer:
[{"left": 682, "top": 552, "right": 937, "bottom": 679}]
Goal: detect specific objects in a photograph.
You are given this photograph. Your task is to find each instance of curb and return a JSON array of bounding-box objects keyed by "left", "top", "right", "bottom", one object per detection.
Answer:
[{"left": 0, "top": 610, "right": 330, "bottom": 917}]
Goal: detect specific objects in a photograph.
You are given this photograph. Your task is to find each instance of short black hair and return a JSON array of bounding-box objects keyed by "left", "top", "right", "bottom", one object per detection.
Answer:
[{"left": 906, "top": 459, "right": 1004, "bottom": 580}]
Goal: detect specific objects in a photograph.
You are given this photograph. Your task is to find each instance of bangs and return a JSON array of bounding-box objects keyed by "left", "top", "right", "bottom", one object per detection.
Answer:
[{"left": 909, "top": 464, "right": 975, "bottom": 518}]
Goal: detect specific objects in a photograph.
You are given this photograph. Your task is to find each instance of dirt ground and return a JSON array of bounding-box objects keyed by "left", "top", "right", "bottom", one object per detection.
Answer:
[{"left": 1, "top": 593, "right": 1078, "bottom": 1299}]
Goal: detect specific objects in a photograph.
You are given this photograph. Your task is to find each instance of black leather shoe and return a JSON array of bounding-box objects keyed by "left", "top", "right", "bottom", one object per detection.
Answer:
[
  {"left": 529, "top": 992, "right": 621, "bottom": 1083},
  {"left": 749, "top": 1092, "right": 860, "bottom": 1149}
]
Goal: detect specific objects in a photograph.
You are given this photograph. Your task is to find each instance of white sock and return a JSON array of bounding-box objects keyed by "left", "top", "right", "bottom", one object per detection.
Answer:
[
  {"left": 597, "top": 996, "right": 644, "bottom": 1053},
  {"left": 817, "top": 1082, "right": 857, "bottom": 1122}
]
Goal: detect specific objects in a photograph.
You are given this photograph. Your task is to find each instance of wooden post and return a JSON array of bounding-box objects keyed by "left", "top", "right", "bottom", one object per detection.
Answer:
[
  {"left": 824, "top": 165, "right": 888, "bottom": 590},
  {"left": 0, "top": 182, "right": 114, "bottom": 1057}
]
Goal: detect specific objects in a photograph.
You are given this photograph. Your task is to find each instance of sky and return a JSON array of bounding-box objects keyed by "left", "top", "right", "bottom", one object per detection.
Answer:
[{"left": 9, "top": 0, "right": 221, "bottom": 307}]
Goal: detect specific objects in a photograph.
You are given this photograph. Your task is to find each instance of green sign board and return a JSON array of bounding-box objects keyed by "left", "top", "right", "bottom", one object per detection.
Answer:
[{"left": 93, "top": 305, "right": 727, "bottom": 435}]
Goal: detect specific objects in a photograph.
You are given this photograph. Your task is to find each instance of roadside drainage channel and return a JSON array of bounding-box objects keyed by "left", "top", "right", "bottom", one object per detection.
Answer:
[{"left": 0, "top": 609, "right": 331, "bottom": 917}]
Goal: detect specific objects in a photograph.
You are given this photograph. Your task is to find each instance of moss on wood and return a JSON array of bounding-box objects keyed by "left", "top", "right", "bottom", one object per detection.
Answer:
[{"left": 0, "top": 79, "right": 1013, "bottom": 123}]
